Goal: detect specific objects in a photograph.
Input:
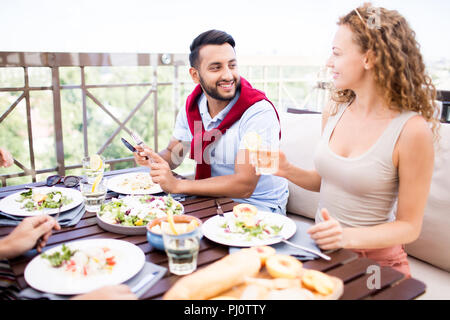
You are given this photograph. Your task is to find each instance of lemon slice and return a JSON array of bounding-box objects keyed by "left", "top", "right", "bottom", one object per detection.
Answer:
[
  {"left": 166, "top": 210, "right": 178, "bottom": 235},
  {"left": 186, "top": 219, "right": 199, "bottom": 233},
  {"left": 90, "top": 154, "right": 103, "bottom": 171},
  {"left": 242, "top": 132, "right": 262, "bottom": 151},
  {"left": 32, "top": 193, "right": 47, "bottom": 203},
  {"left": 91, "top": 174, "right": 103, "bottom": 193}
]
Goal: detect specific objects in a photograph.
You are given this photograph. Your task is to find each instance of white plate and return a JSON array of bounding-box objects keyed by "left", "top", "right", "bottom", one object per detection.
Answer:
[
  {"left": 202, "top": 211, "right": 297, "bottom": 247},
  {"left": 107, "top": 172, "right": 163, "bottom": 195},
  {"left": 0, "top": 187, "right": 83, "bottom": 217},
  {"left": 24, "top": 239, "right": 145, "bottom": 295}
]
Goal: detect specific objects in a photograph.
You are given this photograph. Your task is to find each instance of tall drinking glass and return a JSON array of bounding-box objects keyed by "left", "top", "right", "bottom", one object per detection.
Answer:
[{"left": 80, "top": 178, "right": 107, "bottom": 212}]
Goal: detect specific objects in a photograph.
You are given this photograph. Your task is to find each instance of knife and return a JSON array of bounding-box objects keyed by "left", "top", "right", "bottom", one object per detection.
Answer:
[{"left": 121, "top": 137, "right": 137, "bottom": 153}]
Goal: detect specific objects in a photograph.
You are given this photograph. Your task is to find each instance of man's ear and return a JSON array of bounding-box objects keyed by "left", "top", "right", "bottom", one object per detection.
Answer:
[
  {"left": 363, "top": 50, "right": 376, "bottom": 70},
  {"left": 189, "top": 67, "right": 200, "bottom": 84}
]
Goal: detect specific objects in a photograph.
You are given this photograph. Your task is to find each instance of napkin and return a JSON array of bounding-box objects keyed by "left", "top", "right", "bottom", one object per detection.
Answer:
[
  {"left": 229, "top": 219, "right": 321, "bottom": 261},
  {"left": 18, "top": 261, "right": 167, "bottom": 300},
  {"left": 0, "top": 204, "right": 85, "bottom": 227}
]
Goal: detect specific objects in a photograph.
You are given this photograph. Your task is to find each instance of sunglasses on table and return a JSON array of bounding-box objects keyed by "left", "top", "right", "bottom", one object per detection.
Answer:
[{"left": 46, "top": 175, "right": 81, "bottom": 188}]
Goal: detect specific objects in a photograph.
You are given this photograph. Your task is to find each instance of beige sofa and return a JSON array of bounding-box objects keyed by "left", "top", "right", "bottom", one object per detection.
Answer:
[{"left": 279, "top": 111, "right": 450, "bottom": 300}]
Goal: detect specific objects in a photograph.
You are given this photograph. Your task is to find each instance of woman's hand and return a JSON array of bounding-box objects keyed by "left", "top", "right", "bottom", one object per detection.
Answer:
[
  {"left": 250, "top": 150, "right": 291, "bottom": 177},
  {"left": 307, "top": 208, "right": 347, "bottom": 250},
  {"left": 273, "top": 150, "right": 291, "bottom": 178}
]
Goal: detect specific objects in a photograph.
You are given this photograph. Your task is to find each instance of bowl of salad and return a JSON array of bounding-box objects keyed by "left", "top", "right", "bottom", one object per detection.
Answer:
[{"left": 96, "top": 194, "right": 184, "bottom": 235}]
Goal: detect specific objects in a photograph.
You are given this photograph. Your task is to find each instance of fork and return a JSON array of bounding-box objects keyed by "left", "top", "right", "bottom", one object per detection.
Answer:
[
  {"left": 215, "top": 199, "right": 224, "bottom": 216},
  {"left": 36, "top": 202, "right": 62, "bottom": 251},
  {"left": 130, "top": 131, "right": 145, "bottom": 147},
  {"left": 130, "top": 131, "right": 149, "bottom": 160}
]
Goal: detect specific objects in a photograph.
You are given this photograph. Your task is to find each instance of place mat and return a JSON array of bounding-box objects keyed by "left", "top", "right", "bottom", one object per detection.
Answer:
[
  {"left": 0, "top": 203, "right": 85, "bottom": 227},
  {"left": 18, "top": 261, "right": 167, "bottom": 300},
  {"left": 229, "top": 219, "right": 321, "bottom": 261}
]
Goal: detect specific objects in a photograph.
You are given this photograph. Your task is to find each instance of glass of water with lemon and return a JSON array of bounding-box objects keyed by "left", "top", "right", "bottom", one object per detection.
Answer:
[
  {"left": 80, "top": 175, "right": 107, "bottom": 212},
  {"left": 82, "top": 154, "right": 105, "bottom": 183}
]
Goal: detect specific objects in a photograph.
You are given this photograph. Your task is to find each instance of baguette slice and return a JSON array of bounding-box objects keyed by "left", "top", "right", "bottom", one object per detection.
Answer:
[{"left": 163, "top": 248, "right": 261, "bottom": 300}]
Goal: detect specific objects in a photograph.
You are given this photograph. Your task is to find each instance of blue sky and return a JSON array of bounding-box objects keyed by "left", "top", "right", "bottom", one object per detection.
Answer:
[{"left": 1, "top": 0, "right": 449, "bottom": 63}]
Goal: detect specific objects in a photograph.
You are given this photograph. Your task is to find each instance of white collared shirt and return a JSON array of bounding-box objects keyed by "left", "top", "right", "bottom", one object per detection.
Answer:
[{"left": 173, "top": 92, "right": 289, "bottom": 214}]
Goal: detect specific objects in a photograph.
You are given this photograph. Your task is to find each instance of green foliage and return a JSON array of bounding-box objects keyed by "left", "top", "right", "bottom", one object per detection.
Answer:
[{"left": 1, "top": 63, "right": 326, "bottom": 186}]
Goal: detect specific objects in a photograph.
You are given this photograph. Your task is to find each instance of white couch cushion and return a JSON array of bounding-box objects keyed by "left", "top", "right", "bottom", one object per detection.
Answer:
[
  {"left": 280, "top": 111, "right": 450, "bottom": 272},
  {"left": 279, "top": 112, "right": 321, "bottom": 219}
]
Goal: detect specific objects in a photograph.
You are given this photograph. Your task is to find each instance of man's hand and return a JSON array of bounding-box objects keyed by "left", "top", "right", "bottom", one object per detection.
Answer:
[
  {"left": 146, "top": 149, "right": 180, "bottom": 193},
  {"left": 307, "top": 208, "right": 346, "bottom": 250},
  {"left": 0, "top": 215, "right": 61, "bottom": 259},
  {"left": 133, "top": 145, "right": 152, "bottom": 168},
  {"left": 71, "top": 284, "right": 137, "bottom": 300},
  {"left": 0, "top": 148, "right": 14, "bottom": 168}
]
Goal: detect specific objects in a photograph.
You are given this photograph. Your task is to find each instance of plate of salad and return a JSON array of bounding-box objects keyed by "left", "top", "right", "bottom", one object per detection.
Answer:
[
  {"left": 202, "top": 209, "right": 297, "bottom": 247},
  {"left": 96, "top": 194, "right": 184, "bottom": 235},
  {"left": 0, "top": 187, "right": 83, "bottom": 217},
  {"left": 24, "top": 239, "right": 145, "bottom": 295}
]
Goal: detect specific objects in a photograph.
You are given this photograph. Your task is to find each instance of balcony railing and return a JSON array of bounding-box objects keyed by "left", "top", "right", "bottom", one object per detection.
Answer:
[
  {"left": 0, "top": 52, "right": 324, "bottom": 187},
  {"left": 2, "top": 51, "right": 446, "bottom": 187}
]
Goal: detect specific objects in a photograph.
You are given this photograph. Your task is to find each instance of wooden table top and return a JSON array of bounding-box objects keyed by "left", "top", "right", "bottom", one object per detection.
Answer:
[{"left": 0, "top": 169, "right": 426, "bottom": 300}]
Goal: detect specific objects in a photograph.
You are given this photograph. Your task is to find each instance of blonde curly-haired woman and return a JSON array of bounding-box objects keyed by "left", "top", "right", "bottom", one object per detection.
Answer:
[{"left": 276, "top": 3, "right": 440, "bottom": 277}]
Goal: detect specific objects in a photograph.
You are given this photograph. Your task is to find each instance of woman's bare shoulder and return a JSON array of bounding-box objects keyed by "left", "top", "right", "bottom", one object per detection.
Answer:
[{"left": 398, "top": 115, "right": 434, "bottom": 155}]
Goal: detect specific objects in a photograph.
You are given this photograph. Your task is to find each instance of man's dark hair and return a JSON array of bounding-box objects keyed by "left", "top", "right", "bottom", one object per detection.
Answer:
[{"left": 189, "top": 29, "right": 235, "bottom": 68}]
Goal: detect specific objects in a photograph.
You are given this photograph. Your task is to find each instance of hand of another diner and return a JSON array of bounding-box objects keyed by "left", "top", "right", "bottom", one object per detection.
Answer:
[
  {"left": 147, "top": 149, "right": 179, "bottom": 193},
  {"left": 307, "top": 208, "right": 346, "bottom": 250},
  {"left": 71, "top": 284, "right": 137, "bottom": 300},
  {"left": 0, "top": 215, "right": 61, "bottom": 259},
  {"left": 0, "top": 148, "right": 14, "bottom": 168}
]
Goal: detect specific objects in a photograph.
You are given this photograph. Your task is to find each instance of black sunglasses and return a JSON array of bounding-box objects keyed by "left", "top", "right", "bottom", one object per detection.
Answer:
[{"left": 46, "top": 175, "right": 80, "bottom": 187}]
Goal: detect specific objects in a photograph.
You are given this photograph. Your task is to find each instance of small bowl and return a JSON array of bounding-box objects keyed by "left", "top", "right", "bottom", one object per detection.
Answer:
[{"left": 146, "top": 215, "right": 203, "bottom": 251}]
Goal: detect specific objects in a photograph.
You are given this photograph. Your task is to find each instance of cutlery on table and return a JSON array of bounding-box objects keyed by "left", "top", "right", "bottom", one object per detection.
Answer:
[
  {"left": 131, "top": 271, "right": 158, "bottom": 294},
  {"left": 275, "top": 236, "right": 331, "bottom": 261},
  {"left": 215, "top": 199, "right": 224, "bottom": 217}
]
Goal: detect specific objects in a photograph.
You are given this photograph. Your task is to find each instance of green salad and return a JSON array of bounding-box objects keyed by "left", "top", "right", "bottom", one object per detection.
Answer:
[
  {"left": 17, "top": 188, "right": 72, "bottom": 211},
  {"left": 219, "top": 212, "right": 284, "bottom": 241},
  {"left": 41, "top": 244, "right": 77, "bottom": 267},
  {"left": 98, "top": 194, "right": 184, "bottom": 227}
]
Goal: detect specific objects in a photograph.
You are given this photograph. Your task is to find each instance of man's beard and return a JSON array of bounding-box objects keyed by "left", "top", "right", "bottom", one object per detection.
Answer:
[{"left": 198, "top": 75, "right": 240, "bottom": 101}]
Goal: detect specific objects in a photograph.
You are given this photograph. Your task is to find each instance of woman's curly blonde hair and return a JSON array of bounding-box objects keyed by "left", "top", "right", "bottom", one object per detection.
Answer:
[{"left": 331, "top": 3, "right": 440, "bottom": 140}]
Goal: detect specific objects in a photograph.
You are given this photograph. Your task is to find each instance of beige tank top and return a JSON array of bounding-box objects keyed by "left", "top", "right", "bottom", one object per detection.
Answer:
[{"left": 314, "top": 103, "right": 418, "bottom": 227}]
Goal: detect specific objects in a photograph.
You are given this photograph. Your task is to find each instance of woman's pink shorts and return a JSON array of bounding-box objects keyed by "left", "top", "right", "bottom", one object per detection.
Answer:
[{"left": 351, "top": 245, "right": 411, "bottom": 278}]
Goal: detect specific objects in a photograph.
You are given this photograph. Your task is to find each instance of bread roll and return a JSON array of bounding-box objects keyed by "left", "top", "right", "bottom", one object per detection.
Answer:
[{"left": 163, "top": 248, "right": 261, "bottom": 300}]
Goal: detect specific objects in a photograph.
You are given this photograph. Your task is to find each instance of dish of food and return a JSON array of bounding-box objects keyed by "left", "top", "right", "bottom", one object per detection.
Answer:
[
  {"left": 164, "top": 247, "right": 343, "bottom": 300},
  {"left": 0, "top": 187, "right": 83, "bottom": 217},
  {"left": 106, "top": 172, "right": 163, "bottom": 195},
  {"left": 24, "top": 239, "right": 145, "bottom": 295},
  {"left": 96, "top": 195, "right": 184, "bottom": 235},
  {"left": 202, "top": 204, "right": 296, "bottom": 247}
]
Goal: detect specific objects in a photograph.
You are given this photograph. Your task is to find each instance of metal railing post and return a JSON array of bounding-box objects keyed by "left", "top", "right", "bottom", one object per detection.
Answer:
[
  {"left": 50, "top": 62, "right": 65, "bottom": 176},
  {"left": 23, "top": 67, "right": 37, "bottom": 182}
]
